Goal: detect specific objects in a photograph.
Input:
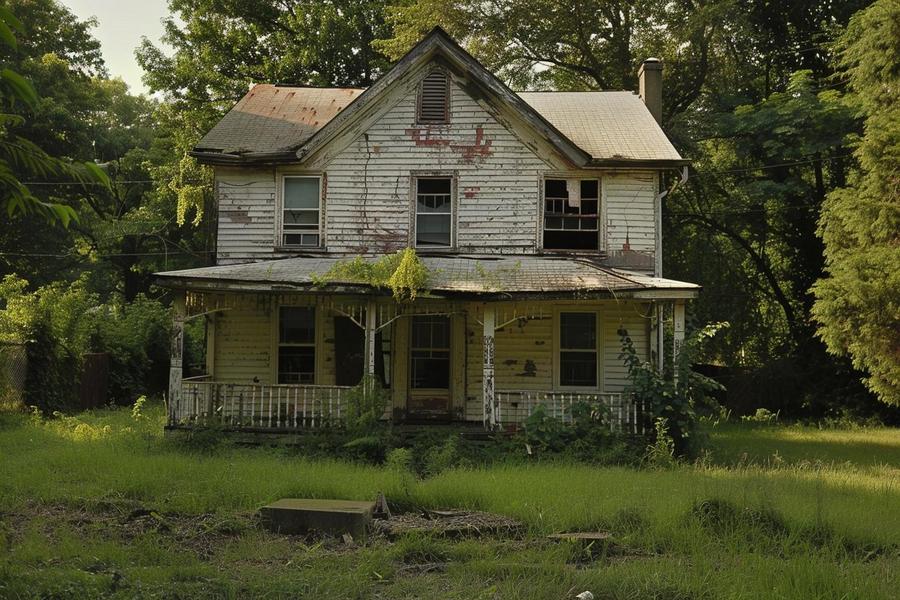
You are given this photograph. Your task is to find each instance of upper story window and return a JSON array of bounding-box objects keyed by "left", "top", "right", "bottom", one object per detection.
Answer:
[
  {"left": 281, "top": 175, "right": 321, "bottom": 247},
  {"left": 417, "top": 71, "right": 450, "bottom": 124},
  {"left": 415, "top": 176, "right": 453, "bottom": 248},
  {"left": 543, "top": 178, "right": 599, "bottom": 251}
]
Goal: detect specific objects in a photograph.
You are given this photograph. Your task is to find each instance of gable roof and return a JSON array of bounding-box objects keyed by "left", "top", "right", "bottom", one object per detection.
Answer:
[
  {"left": 193, "top": 86, "right": 364, "bottom": 162},
  {"left": 191, "top": 27, "right": 687, "bottom": 168},
  {"left": 517, "top": 91, "right": 683, "bottom": 164}
]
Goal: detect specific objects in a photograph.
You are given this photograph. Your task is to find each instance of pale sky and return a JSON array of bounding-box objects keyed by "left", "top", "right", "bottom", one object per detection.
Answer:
[{"left": 62, "top": 0, "right": 172, "bottom": 94}]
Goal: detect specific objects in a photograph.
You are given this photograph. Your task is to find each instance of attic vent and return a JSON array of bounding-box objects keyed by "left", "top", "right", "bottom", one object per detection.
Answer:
[{"left": 417, "top": 71, "right": 450, "bottom": 124}]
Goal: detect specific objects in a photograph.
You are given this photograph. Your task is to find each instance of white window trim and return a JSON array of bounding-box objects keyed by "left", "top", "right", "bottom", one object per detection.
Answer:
[
  {"left": 540, "top": 175, "right": 602, "bottom": 253},
  {"left": 276, "top": 173, "right": 324, "bottom": 250},
  {"left": 411, "top": 173, "right": 456, "bottom": 250},
  {"left": 553, "top": 308, "right": 602, "bottom": 391}
]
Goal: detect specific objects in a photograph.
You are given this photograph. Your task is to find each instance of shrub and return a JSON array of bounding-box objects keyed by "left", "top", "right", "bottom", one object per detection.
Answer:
[{"left": 619, "top": 322, "right": 727, "bottom": 457}]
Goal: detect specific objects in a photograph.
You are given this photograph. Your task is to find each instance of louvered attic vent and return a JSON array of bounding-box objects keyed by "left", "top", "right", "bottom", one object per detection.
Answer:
[{"left": 417, "top": 71, "right": 450, "bottom": 124}]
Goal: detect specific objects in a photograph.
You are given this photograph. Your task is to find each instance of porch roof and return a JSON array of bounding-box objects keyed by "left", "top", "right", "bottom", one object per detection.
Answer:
[{"left": 156, "top": 255, "right": 699, "bottom": 299}]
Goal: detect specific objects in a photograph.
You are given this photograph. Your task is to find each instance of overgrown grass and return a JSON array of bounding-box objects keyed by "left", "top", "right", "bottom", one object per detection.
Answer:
[{"left": 0, "top": 403, "right": 897, "bottom": 599}]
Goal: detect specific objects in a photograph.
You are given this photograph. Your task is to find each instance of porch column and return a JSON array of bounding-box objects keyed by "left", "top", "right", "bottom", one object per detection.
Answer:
[
  {"left": 482, "top": 304, "right": 496, "bottom": 430},
  {"left": 365, "top": 300, "right": 377, "bottom": 377},
  {"left": 167, "top": 291, "right": 186, "bottom": 425},
  {"left": 673, "top": 300, "right": 686, "bottom": 381}
]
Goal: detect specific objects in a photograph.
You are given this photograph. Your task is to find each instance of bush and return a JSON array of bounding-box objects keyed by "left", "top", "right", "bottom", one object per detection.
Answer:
[{"left": 619, "top": 322, "right": 727, "bottom": 457}]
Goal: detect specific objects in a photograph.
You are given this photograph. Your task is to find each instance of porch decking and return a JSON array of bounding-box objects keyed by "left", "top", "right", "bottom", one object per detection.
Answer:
[{"left": 171, "top": 379, "right": 646, "bottom": 434}]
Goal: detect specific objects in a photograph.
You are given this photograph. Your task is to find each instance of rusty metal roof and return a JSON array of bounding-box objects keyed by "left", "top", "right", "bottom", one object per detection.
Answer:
[
  {"left": 191, "top": 29, "right": 686, "bottom": 168},
  {"left": 156, "top": 255, "right": 699, "bottom": 299},
  {"left": 194, "top": 85, "right": 364, "bottom": 157},
  {"left": 517, "top": 92, "right": 683, "bottom": 164}
]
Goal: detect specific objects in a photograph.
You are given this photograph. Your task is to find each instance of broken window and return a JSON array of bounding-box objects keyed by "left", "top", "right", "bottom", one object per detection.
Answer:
[
  {"left": 410, "top": 315, "right": 451, "bottom": 389},
  {"left": 281, "top": 176, "right": 320, "bottom": 247},
  {"left": 415, "top": 177, "right": 453, "bottom": 248},
  {"left": 559, "top": 312, "right": 597, "bottom": 387},
  {"left": 278, "top": 307, "right": 315, "bottom": 384},
  {"left": 417, "top": 70, "right": 450, "bottom": 124},
  {"left": 543, "top": 178, "right": 599, "bottom": 251}
]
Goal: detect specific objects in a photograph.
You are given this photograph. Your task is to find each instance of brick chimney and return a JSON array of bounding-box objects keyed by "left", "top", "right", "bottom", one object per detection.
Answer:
[{"left": 638, "top": 58, "right": 663, "bottom": 124}]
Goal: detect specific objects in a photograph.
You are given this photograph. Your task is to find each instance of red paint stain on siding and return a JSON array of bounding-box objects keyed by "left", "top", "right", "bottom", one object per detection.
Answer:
[
  {"left": 451, "top": 127, "right": 493, "bottom": 162},
  {"left": 405, "top": 128, "right": 451, "bottom": 147},
  {"left": 463, "top": 186, "right": 480, "bottom": 198}
]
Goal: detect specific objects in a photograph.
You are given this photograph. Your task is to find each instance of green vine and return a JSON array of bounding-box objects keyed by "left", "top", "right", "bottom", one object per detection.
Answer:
[{"left": 313, "top": 248, "right": 429, "bottom": 301}]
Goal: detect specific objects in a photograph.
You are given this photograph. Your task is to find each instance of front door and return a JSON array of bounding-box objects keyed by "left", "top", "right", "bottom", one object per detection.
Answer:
[
  {"left": 334, "top": 316, "right": 364, "bottom": 386},
  {"left": 408, "top": 315, "right": 451, "bottom": 419}
]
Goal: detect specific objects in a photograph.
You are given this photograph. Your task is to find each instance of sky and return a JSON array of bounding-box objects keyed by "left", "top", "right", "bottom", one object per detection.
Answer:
[{"left": 62, "top": 0, "right": 173, "bottom": 94}]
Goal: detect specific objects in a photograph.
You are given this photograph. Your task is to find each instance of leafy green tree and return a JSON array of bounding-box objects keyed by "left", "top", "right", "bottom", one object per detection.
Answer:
[
  {"left": 0, "top": 4, "right": 107, "bottom": 225},
  {"left": 813, "top": 0, "right": 900, "bottom": 405}
]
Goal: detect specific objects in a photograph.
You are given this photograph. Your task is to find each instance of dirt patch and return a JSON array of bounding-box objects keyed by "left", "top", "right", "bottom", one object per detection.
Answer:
[{"left": 373, "top": 509, "right": 524, "bottom": 539}]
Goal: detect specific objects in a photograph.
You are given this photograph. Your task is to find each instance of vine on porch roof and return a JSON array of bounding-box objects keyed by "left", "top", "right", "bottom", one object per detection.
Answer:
[{"left": 312, "top": 248, "right": 429, "bottom": 302}]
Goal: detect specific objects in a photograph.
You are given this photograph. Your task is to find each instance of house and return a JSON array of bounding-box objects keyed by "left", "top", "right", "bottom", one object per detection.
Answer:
[{"left": 156, "top": 28, "right": 698, "bottom": 433}]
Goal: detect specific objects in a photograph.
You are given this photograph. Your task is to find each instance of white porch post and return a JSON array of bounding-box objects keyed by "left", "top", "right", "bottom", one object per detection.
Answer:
[
  {"left": 655, "top": 302, "right": 665, "bottom": 373},
  {"left": 168, "top": 291, "right": 186, "bottom": 425},
  {"left": 365, "top": 300, "right": 377, "bottom": 377},
  {"left": 482, "top": 304, "right": 496, "bottom": 430},
  {"left": 673, "top": 300, "right": 686, "bottom": 382}
]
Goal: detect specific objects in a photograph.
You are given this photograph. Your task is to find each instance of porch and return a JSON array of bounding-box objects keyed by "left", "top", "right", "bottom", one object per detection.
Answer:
[
  {"left": 174, "top": 378, "right": 646, "bottom": 434},
  {"left": 159, "top": 254, "right": 697, "bottom": 433}
]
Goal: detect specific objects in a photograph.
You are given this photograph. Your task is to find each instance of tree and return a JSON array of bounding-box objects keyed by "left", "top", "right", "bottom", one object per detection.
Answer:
[
  {"left": 812, "top": 0, "right": 900, "bottom": 405},
  {"left": 0, "top": 4, "right": 107, "bottom": 225}
]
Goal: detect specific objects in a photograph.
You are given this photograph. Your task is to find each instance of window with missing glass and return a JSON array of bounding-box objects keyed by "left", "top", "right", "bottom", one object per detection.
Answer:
[
  {"left": 281, "top": 176, "right": 321, "bottom": 247},
  {"left": 415, "top": 177, "right": 453, "bottom": 248},
  {"left": 278, "top": 307, "right": 315, "bottom": 384},
  {"left": 410, "top": 315, "right": 450, "bottom": 389},
  {"left": 559, "top": 312, "right": 597, "bottom": 387},
  {"left": 543, "top": 178, "right": 599, "bottom": 250}
]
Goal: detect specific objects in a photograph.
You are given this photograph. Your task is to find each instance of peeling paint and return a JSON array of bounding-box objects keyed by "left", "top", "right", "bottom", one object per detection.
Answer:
[{"left": 222, "top": 209, "right": 253, "bottom": 224}]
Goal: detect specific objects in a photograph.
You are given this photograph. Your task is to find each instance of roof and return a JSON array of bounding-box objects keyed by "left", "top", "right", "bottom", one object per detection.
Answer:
[
  {"left": 191, "top": 28, "right": 687, "bottom": 168},
  {"left": 194, "top": 86, "right": 364, "bottom": 159},
  {"left": 517, "top": 91, "right": 683, "bottom": 164},
  {"left": 155, "top": 255, "right": 699, "bottom": 299}
]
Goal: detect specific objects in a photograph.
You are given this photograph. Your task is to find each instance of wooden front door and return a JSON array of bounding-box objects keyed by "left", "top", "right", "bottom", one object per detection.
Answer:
[{"left": 408, "top": 315, "right": 451, "bottom": 419}]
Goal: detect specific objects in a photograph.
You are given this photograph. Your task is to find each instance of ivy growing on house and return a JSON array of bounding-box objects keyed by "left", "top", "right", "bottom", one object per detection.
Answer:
[{"left": 312, "top": 248, "right": 429, "bottom": 301}]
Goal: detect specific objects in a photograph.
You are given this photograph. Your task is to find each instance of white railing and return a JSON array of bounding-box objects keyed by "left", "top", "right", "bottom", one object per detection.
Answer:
[
  {"left": 496, "top": 390, "right": 646, "bottom": 434},
  {"left": 174, "top": 381, "right": 353, "bottom": 430}
]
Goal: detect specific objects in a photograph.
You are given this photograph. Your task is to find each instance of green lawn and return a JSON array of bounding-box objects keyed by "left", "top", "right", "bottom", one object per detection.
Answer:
[{"left": 0, "top": 405, "right": 897, "bottom": 599}]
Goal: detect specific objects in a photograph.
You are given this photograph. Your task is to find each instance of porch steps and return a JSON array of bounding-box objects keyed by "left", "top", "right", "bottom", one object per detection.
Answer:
[{"left": 260, "top": 498, "right": 375, "bottom": 537}]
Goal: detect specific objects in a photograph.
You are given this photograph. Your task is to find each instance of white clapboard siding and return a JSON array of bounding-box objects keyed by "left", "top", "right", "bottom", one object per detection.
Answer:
[
  {"left": 211, "top": 76, "right": 663, "bottom": 262},
  {"left": 323, "top": 79, "right": 549, "bottom": 253},
  {"left": 604, "top": 171, "right": 657, "bottom": 254}
]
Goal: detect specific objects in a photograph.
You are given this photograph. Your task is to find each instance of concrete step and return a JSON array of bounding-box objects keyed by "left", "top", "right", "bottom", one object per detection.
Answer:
[{"left": 260, "top": 498, "right": 375, "bottom": 537}]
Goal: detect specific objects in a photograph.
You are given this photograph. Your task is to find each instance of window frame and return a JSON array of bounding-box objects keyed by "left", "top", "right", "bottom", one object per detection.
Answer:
[
  {"left": 555, "top": 309, "right": 601, "bottom": 390},
  {"left": 277, "top": 173, "right": 323, "bottom": 250},
  {"left": 411, "top": 173, "right": 456, "bottom": 250},
  {"left": 409, "top": 314, "right": 452, "bottom": 391},
  {"left": 541, "top": 176, "right": 601, "bottom": 252},
  {"left": 276, "top": 305, "right": 317, "bottom": 385},
  {"left": 416, "top": 69, "right": 451, "bottom": 125}
]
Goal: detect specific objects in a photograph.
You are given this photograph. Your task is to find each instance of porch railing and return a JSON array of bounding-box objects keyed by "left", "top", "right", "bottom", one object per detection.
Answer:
[
  {"left": 174, "top": 380, "right": 353, "bottom": 429},
  {"left": 496, "top": 390, "right": 646, "bottom": 434}
]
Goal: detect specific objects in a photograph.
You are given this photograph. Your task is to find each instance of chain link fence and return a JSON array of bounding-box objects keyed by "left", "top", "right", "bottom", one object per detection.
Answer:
[{"left": 0, "top": 342, "right": 27, "bottom": 411}]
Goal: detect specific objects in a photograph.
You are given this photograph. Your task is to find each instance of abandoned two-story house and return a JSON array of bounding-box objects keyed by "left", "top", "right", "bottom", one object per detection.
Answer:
[{"left": 156, "top": 28, "right": 698, "bottom": 432}]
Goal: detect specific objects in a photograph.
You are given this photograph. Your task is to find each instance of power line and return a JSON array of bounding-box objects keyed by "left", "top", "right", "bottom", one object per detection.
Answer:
[{"left": 0, "top": 250, "right": 214, "bottom": 258}]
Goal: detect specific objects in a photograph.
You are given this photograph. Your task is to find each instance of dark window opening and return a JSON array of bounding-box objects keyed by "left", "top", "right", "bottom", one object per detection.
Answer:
[
  {"left": 415, "top": 177, "right": 452, "bottom": 247},
  {"left": 278, "top": 307, "right": 315, "bottom": 384},
  {"left": 418, "top": 71, "right": 450, "bottom": 124},
  {"left": 559, "top": 312, "right": 597, "bottom": 387},
  {"left": 543, "top": 178, "right": 599, "bottom": 251},
  {"left": 333, "top": 316, "right": 392, "bottom": 388},
  {"left": 410, "top": 315, "right": 450, "bottom": 389}
]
